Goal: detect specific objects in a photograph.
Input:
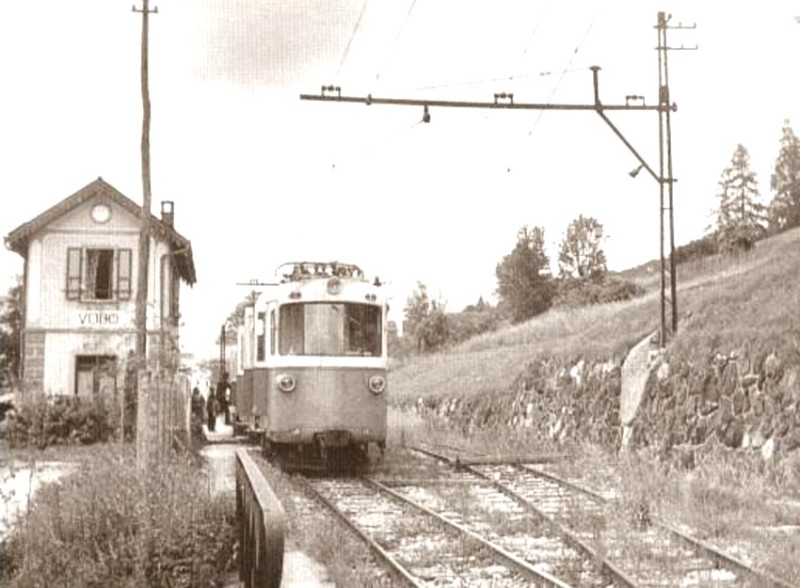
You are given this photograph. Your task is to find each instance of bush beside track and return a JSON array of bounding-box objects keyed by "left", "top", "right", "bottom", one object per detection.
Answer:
[{"left": 1, "top": 447, "right": 236, "bottom": 588}]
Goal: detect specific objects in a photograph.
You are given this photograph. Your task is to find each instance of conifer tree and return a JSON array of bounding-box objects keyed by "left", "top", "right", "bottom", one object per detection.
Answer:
[
  {"left": 496, "top": 226, "right": 555, "bottom": 323},
  {"left": 715, "top": 144, "right": 767, "bottom": 250},
  {"left": 769, "top": 119, "right": 800, "bottom": 232}
]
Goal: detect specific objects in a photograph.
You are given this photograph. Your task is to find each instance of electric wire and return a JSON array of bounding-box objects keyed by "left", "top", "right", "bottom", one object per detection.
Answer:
[
  {"left": 337, "top": 0, "right": 371, "bottom": 76},
  {"left": 507, "top": 0, "right": 551, "bottom": 85},
  {"left": 375, "top": 0, "right": 418, "bottom": 82},
  {"left": 405, "top": 68, "right": 590, "bottom": 93},
  {"left": 526, "top": 6, "right": 603, "bottom": 136},
  {"left": 330, "top": 119, "right": 424, "bottom": 171}
]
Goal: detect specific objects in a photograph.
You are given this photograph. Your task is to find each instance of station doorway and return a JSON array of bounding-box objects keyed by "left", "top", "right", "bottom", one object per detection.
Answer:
[{"left": 75, "top": 355, "right": 118, "bottom": 399}]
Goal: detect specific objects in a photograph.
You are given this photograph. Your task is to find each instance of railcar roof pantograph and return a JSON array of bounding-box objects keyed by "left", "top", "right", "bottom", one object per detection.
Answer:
[{"left": 276, "top": 261, "right": 366, "bottom": 283}]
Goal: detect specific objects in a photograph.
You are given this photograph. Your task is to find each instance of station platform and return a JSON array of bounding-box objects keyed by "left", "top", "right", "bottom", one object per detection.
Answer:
[
  {"left": 200, "top": 423, "right": 334, "bottom": 587},
  {"left": 202, "top": 421, "right": 235, "bottom": 442}
]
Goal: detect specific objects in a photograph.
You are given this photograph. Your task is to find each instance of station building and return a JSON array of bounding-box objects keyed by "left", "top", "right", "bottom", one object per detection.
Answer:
[{"left": 4, "top": 177, "right": 196, "bottom": 398}]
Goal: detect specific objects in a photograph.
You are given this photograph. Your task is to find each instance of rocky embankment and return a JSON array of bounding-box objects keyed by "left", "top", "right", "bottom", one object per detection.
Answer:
[
  {"left": 402, "top": 343, "right": 800, "bottom": 464},
  {"left": 635, "top": 348, "right": 799, "bottom": 461},
  {"left": 408, "top": 355, "right": 624, "bottom": 448}
]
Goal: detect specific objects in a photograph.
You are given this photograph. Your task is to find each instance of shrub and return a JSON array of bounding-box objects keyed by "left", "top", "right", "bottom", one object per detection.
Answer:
[
  {"left": 4, "top": 394, "right": 115, "bottom": 449},
  {"left": 555, "top": 276, "right": 644, "bottom": 308},
  {"left": 445, "top": 308, "right": 502, "bottom": 346},
  {"left": 1, "top": 449, "right": 235, "bottom": 587},
  {"left": 674, "top": 233, "right": 719, "bottom": 265}
]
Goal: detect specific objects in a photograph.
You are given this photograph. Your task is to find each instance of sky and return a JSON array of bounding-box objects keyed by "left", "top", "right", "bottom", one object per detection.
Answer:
[{"left": 1, "top": 1, "right": 799, "bottom": 359}]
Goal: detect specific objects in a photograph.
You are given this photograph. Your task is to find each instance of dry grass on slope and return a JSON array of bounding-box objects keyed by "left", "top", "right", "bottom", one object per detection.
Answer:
[
  {"left": 390, "top": 290, "right": 658, "bottom": 404},
  {"left": 672, "top": 228, "right": 799, "bottom": 360},
  {"left": 390, "top": 227, "right": 800, "bottom": 404}
]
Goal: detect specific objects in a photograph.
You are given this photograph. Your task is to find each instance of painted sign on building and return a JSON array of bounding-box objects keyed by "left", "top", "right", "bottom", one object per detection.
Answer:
[{"left": 71, "top": 310, "right": 133, "bottom": 328}]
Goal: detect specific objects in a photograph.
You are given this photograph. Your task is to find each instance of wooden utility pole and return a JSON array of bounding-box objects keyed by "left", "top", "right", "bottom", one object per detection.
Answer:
[
  {"left": 301, "top": 12, "right": 694, "bottom": 347},
  {"left": 134, "top": 0, "right": 157, "bottom": 366},
  {"left": 133, "top": 0, "right": 158, "bottom": 467}
]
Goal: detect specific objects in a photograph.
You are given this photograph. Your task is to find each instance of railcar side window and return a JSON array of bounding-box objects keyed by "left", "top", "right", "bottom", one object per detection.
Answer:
[
  {"left": 269, "top": 310, "right": 276, "bottom": 355},
  {"left": 256, "top": 312, "right": 266, "bottom": 362},
  {"left": 279, "top": 304, "right": 305, "bottom": 355},
  {"left": 278, "top": 302, "right": 382, "bottom": 356}
]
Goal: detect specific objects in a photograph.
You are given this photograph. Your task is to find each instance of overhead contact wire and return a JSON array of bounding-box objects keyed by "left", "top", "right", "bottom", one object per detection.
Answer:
[
  {"left": 508, "top": 0, "right": 551, "bottom": 85},
  {"left": 375, "top": 0, "right": 418, "bottom": 82},
  {"left": 337, "top": 0, "right": 370, "bottom": 76},
  {"left": 527, "top": 7, "right": 602, "bottom": 136}
]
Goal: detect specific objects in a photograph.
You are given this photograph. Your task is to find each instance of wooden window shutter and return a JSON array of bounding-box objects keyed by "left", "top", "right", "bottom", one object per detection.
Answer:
[
  {"left": 117, "top": 249, "right": 132, "bottom": 301},
  {"left": 66, "top": 248, "right": 82, "bottom": 300}
]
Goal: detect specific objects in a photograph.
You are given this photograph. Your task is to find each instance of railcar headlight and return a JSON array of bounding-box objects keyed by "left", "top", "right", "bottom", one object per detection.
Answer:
[
  {"left": 276, "top": 374, "right": 296, "bottom": 393},
  {"left": 326, "top": 277, "right": 341, "bottom": 295},
  {"left": 368, "top": 375, "right": 386, "bottom": 394}
]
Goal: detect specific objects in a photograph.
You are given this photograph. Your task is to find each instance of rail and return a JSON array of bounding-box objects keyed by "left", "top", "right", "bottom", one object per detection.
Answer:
[
  {"left": 236, "top": 448, "right": 285, "bottom": 588},
  {"left": 411, "top": 445, "right": 794, "bottom": 588}
]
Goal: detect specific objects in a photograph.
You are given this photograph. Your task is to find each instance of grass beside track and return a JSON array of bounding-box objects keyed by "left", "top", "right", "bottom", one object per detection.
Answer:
[
  {"left": 391, "top": 416, "right": 800, "bottom": 585},
  {"left": 390, "top": 227, "right": 800, "bottom": 404},
  {"left": 1, "top": 442, "right": 236, "bottom": 588},
  {"left": 386, "top": 228, "right": 800, "bottom": 582}
]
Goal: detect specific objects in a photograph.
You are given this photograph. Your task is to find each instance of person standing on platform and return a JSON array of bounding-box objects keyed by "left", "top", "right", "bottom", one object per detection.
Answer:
[
  {"left": 217, "top": 372, "right": 231, "bottom": 426},
  {"left": 190, "top": 386, "right": 204, "bottom": 440},
  {"left": 206, "top": 389, "right": 217, "bottom": 432}
]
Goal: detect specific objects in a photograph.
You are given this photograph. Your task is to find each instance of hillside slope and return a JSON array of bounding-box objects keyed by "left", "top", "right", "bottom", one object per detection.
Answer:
[{"left": 390, "top": 227, "right": 800, "bottom": 404}]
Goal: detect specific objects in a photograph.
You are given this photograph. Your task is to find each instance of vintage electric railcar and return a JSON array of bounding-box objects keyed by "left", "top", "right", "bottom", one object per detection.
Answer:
[{"left": 235, "top": 262, "right": 388, "bottom": 462}]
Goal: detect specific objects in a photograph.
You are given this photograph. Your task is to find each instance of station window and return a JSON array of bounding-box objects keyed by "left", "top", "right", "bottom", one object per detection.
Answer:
[{"left": 66, "top": 248, "right": 132, "bottom": 301}]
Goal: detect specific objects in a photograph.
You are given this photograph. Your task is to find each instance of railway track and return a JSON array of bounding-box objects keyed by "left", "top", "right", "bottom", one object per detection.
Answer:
[
  {"left": 408, "top": 444, "right": 795, "bottom": 588},
  {"left": 304, "top": 475, "right": 607, "bottom": 586}
]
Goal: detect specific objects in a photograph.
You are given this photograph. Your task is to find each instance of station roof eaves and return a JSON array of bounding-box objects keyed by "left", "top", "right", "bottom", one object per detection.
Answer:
[{"left": 4, "top": 177, "right": 197, "bottom": 285}]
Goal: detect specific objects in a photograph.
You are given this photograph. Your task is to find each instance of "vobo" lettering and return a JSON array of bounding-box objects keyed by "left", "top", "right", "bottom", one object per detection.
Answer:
[{"left": 78, "top": 312, "right": 120, "bottom": 325}]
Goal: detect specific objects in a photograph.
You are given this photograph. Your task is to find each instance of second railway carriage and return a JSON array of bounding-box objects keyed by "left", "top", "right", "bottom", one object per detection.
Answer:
[{"left": 235, "top": 262, "right": 388, "bottom": 462}]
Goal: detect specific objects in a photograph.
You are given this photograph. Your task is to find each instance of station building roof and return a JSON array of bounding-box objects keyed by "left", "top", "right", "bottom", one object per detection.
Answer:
[{"left": 4, "top": 177, "right": 196, "bottom": 285}]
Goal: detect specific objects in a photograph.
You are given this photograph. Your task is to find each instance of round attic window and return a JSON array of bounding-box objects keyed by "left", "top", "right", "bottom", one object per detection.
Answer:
[{"left": 91, "top": 203, "right": 111, "bottom": 224}]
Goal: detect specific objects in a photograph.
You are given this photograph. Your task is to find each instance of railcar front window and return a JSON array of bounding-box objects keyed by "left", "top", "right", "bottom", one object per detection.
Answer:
[{"left": 279, "top": 303, "right": 382, "bottom": 356}]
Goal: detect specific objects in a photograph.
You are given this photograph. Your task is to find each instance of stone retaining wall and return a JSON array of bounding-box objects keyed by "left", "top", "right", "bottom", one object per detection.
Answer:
[
  {"left": 634, "top": 350, "right": 800, "bottom": 461},
  {"left": 402, "top": 345, "right": 800, "bottom": 464},
  {"left": 409, "top": 356, "right": 624, "bottom": 450}
]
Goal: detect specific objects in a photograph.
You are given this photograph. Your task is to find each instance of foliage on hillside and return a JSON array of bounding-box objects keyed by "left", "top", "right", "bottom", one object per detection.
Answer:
[
  {"left": 390, "top": 227, "right": 800, "bottom": 405},
  {"left": 495, "top": 225, "right": 555, "bottom": 323},
  {"left": 714, "top": 143, "right": 768, "bottom": 252},
  {"left": 557, "top": 215, "right": 608, "bottom": 280},
  {"left": 403, "top": 282, "right": 450, "bottom": 353},
  {"left": 554, "top": 276, "right": 644, "bottom": 308},
  {"left": 769, "top": 119, "right": 800, "bottom": 232}
]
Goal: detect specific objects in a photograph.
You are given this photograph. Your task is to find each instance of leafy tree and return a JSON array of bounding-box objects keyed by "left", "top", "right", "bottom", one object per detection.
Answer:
[
  {"left": 403, "top": 282, "right": 449, "bottom": 353},
  {"left": 769, "top": 119, "right": 800, "bottom": 232},
  {"left": 404, "top": 282, "right": 431, "bottom": 335},
  {"left": 0, "top": 275, "right": 23, "bottom": 387},
  {"left": 715, "top": 144, "right": 767, "bottom": 251},
  {"left": 495, "top": 226, "right": 555, "bottom": 323},
  {"left": 557, "top": 215, "right": 607, "bottom": 280}
]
